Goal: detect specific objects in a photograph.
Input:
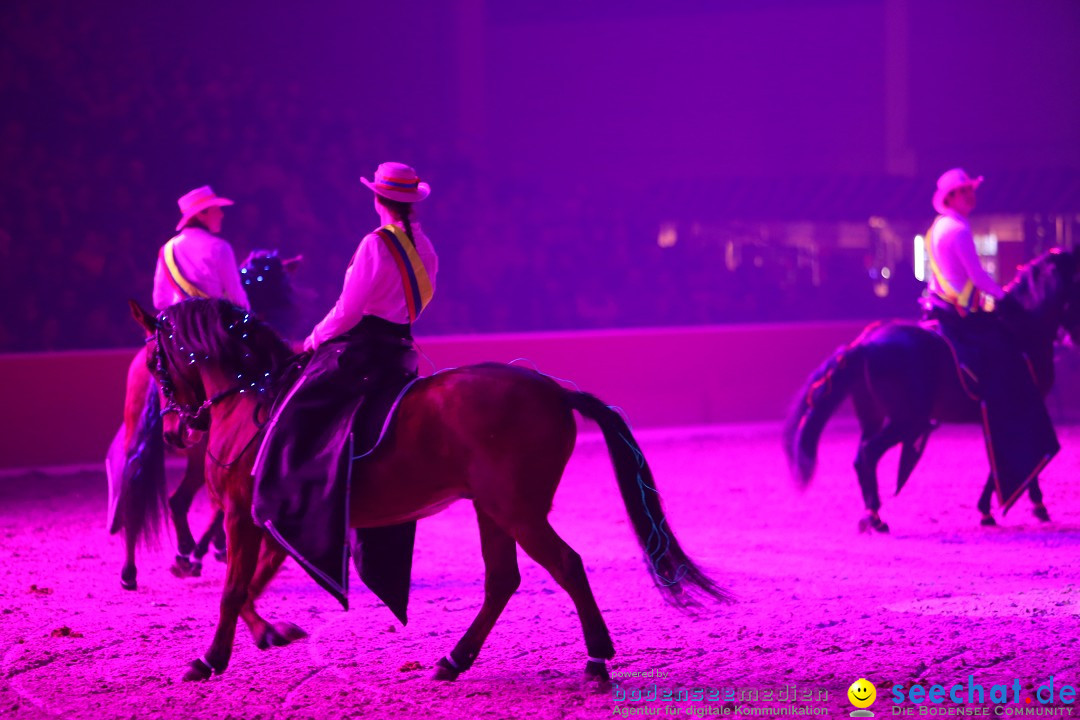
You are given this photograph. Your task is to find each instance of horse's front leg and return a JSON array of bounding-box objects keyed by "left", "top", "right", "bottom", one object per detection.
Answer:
[
  {"left": 239, "top": 538, "right": 307, "bottom": 650},
  {"left": 169, "top": 446, "right": 206, "bottom": 577},
  {"left": 183, "top": 500, "right": 261, "bottom": 681},
  {"left": 1028, "top": 478, "right": 1050, "bottom": 522}
]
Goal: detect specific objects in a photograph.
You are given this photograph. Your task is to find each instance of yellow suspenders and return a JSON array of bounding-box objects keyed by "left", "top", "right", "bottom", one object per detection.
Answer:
[
  {"left": 162, "top": 239, "right": 209, "bottom": 299},
  {"left": 924, "top": 217, "right": 980, "bottom": 315}
]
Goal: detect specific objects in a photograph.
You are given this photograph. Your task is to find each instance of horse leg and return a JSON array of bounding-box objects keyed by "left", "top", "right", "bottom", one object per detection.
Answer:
[
  {"left": 854, "top": 422, "right": 906, "bottom": 534},
  {"left": 121, "top": 523, "right": 138, "bottom": 590},
  {"left": 1029, "top": 478, "right": 1050, "bottom": 522},
  {"left": 183, "top": 501, "right": 261, "bottom": 681},
  {"left": 434, "top": 508, "right": 520, "bottom": 681},
  {"left": 192, "top": 510, "right": 225, "bottom": 565},
  {"left": 239, "top": 538, "right": 307, "bottom": 650},
  {"left": 212, "top": 512, "right": 227, "bottom": 562},
  {"left": 510, "top": 520, "right": 614, "bottom": 688},
  {"left": 977, "top": 473, "right": 997, "bottom": 527},
  {"left": 169, "top": 450, "right": 206, "bottom": 578}
]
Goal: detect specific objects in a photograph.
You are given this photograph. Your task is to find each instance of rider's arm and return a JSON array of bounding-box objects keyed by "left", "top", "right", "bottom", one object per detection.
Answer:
[
  {"left": 151, "top": 248, "right": 172, "bottom": 311},
  {"left": 217, "top": 242, "right": 251, "bottom": 310},
  {"left": 305, "top": 234, "right": 396, "bottom": 351},
  {"left": 949, "top": 223, "right": 1005, "bottom": 300}
]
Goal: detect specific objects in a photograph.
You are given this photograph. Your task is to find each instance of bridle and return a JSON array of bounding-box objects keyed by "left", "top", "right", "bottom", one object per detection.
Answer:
[{"left": 148, "top": 313, "right": 270, "bottom": 445}]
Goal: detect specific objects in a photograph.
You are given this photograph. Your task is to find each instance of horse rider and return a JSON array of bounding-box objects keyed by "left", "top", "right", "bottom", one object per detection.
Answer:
[
  {"left": 109, "top": 186, "right": 251, "bottom": 585},
  {"left": 153, "top": 186, "right": 250, "bottom": 311},
  {"left": 921, "top": 168, "right": 1059, "bottom": 513},
  {"left": 252, "top": 162, "right": 437, "bottom": 607}
]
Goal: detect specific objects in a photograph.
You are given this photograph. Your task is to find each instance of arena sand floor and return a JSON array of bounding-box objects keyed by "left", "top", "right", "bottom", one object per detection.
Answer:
[{"left": 1, "top": 422, "right": 1078, "bottom": 719}]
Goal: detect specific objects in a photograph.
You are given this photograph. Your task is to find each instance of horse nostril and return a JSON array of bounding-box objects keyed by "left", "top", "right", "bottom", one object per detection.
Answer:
[{"left": 163, "top": 431, "right": 185, "bottom": 449}]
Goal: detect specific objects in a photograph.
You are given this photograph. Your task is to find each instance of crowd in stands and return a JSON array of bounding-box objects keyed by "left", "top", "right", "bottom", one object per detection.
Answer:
[{"left": 0, "top": 5, "right": 921, "bottom": 353}]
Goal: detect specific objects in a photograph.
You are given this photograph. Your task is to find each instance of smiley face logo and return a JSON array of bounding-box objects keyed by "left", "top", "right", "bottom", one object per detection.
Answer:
[{"left": 848, "top": 678, "right": 877, "bottom": 709}]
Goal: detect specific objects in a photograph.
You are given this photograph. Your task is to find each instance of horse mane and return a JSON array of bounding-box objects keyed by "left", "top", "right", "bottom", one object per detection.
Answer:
[
  {"left": 158, "top": 298, "right": 293, "bottom": 381},
  {"left": 1002, "top": 248, "right": 1075, "bottom": 312}
]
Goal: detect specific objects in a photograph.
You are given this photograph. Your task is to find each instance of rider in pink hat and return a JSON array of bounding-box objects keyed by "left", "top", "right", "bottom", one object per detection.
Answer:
[
  {"left": 253, "top": 162, "right": 438, "bottom": 607},
  {"left": 152, "top": 185, "right": 249, "bottom": 311},
  {"left": 922, "top": 168, "right": 1058, "bottom": 525}
]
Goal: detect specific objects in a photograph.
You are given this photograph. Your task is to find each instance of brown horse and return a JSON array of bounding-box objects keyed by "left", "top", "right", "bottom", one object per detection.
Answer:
[
  {"left": 112, "top": 251, "right": 302, "bottom": 590},
  {"left": 784, "top": 248, "right": 1080, "bottom": 531},
  {"left": 129, "top": 298, "right": 730, "bottom": 684}
]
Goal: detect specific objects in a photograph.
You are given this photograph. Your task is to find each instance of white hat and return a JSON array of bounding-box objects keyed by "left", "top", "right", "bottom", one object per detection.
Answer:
[
  {"left": 176, "top": 185, "right": 234, "bottom": 231},
  {"left": 933, "top": 168, "right": 983, "bottom": 215},
  {"left": 360, "top": 162, "right": 430, "bottom": 203}
]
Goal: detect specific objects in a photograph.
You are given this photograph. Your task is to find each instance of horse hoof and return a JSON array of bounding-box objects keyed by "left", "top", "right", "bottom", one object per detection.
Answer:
[
  {"left": 120, "top": 567, "right": 137, "bottom": 591},
  {"left": 182, "top": 658, "right": 213, "bottom": 682},
  {"left": 170, "top": 554, "right": 195, "bottom": 578},
  {"left": 432, "top": 657, "right": 460, "bottom": 682},
  {"left": 858, "top": 516, "right": 889, "bottom": 534},
  {"left": 189, "top": 561, "right": 202, "bottom": 577},
  {"left": 214, "top": 549, "right": 227, "bottom": 563},
  {"left": 257, "top": 622, "right": 308, "bottom": 650},
  {"left": 584, "top": 660, "right": 612, "bottom": 693},
  {"left": 980, "top": 514, "right": 998, "bottom": 527},
  {"left": 1033, "top": 505, "right": 1051, "bottom": 523}
]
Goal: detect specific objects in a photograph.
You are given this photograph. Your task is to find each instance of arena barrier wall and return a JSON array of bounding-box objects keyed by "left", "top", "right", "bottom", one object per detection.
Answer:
[{"left": 3, "top": 321, "right": 1076, "bottom": 471}]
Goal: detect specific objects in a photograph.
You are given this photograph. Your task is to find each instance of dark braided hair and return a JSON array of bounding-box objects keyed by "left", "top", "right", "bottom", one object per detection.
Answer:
[{"left": 377, "top": 196, "right": 416, "bottom": 244}]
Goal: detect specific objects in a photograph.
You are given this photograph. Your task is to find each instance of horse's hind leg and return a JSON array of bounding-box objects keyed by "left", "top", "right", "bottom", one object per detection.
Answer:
[
  {"left": 169, "top": 449, "right": 206, "bottom": 578},
  {"left": 434, "top": 508, "right": 520, "bottom": 681},
  {"left": 239, "top": 538, "right": 307, "bottom": 650},
  {"left": 855, "top": 422, "right": 907, "bottom": 533},
  {"left": 191, "top": 510, "right": 225, "bottom": 565},
  {"left": 510, "top": 520, "right": 614, "bottom": 688}
]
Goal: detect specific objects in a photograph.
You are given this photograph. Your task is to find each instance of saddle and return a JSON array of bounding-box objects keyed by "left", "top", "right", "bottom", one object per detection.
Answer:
[{"left": 919, "top": 318, "right": 981, "bottom": 400}]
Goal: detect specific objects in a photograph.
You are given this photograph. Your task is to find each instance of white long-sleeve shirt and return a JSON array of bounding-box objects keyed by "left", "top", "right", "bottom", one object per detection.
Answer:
[
  {"left": 305, "top": 221, "right": 438, "bottom": 351},
  {"left": 927, "top": 210, "right": 1004, "bottom": 303},
  {"left": 152, "top": 228, "right": 250, "bottom": 310}
]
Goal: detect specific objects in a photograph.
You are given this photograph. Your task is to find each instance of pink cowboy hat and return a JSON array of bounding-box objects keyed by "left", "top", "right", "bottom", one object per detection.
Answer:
[
  {"left": 176, "top": 185, "right": 234, "bottom": 231},
  {"left": 932, "top": 168, "right": 983, "bottom": 215},
  {"left": 360, "top": 162, "right": 430, "bottom": 203}
]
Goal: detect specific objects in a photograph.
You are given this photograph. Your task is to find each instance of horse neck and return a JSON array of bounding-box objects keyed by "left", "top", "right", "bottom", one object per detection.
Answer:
[
  {"left": 998, "top": 300, "right": 1058, "bottom": 392},
  {"left": 200, "top": 364, "right": 265, "bottom": 472}
]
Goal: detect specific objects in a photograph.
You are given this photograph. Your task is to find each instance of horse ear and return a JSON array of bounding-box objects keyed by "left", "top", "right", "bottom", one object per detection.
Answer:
[
  {"left": 129, "top": 299, "right": 157, "bottom": 336},
  {"left": 281, "top": 254, "right": 303, "bottom": 273}
]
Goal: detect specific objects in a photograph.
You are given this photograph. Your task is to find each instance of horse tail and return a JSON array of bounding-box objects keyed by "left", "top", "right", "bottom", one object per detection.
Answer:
[
  {"left": 116, "top": 385, "right": 169, "bottom": 544},
  {"left": 567, "top": 391, "right": 734, "bottom": 608},
  {"left": 782, "top": 338, "right": 866, "bottom": 486}
]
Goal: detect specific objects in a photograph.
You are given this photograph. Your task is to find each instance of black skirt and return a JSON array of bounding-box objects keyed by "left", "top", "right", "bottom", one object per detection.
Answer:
[{"left": 252, "top": 315, "right": 417, "bottom": 606}]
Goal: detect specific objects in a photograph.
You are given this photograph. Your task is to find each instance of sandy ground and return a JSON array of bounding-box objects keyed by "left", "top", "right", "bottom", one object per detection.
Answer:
[{"left": 1, "top": 421, "right": 1079, "bottom": 720}]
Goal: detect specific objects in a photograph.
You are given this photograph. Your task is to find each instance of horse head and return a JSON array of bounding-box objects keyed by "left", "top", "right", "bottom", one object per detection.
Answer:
[
  {"left": 1001, "top": 248, "right": 1080, "bottom": 345},
  {"left": 131, "top": 299, "right": 210, "bottom": 449},
  {"left": 240, "top": 250, "right": 305, "bottom": 339},
  {"left": 130, "top": 298, "right": 290, "bottom": 450},
  {"left": 1054, "top": 248, "right": 1080, "bottom": 345}
]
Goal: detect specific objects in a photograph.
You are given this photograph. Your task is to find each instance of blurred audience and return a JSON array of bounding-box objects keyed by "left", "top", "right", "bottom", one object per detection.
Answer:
[{"left": 0, "top": 5, "right": 917, "bottom": 353}]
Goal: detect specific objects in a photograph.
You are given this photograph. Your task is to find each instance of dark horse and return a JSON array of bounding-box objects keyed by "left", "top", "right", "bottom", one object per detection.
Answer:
[
  {"left": 785, "top": 249, "right": 1080, "bottom": 532},
  {"left": 112, "top": 251, "right": 302, "bottom": 590},
  {"left": 128, "top": 298, "right": 730, "bottom": 684}
]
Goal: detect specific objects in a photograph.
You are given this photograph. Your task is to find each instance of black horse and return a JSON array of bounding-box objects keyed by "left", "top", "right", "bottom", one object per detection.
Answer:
[{"left": 784, "top": 248, "right": 1080, "bottom": 531}]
